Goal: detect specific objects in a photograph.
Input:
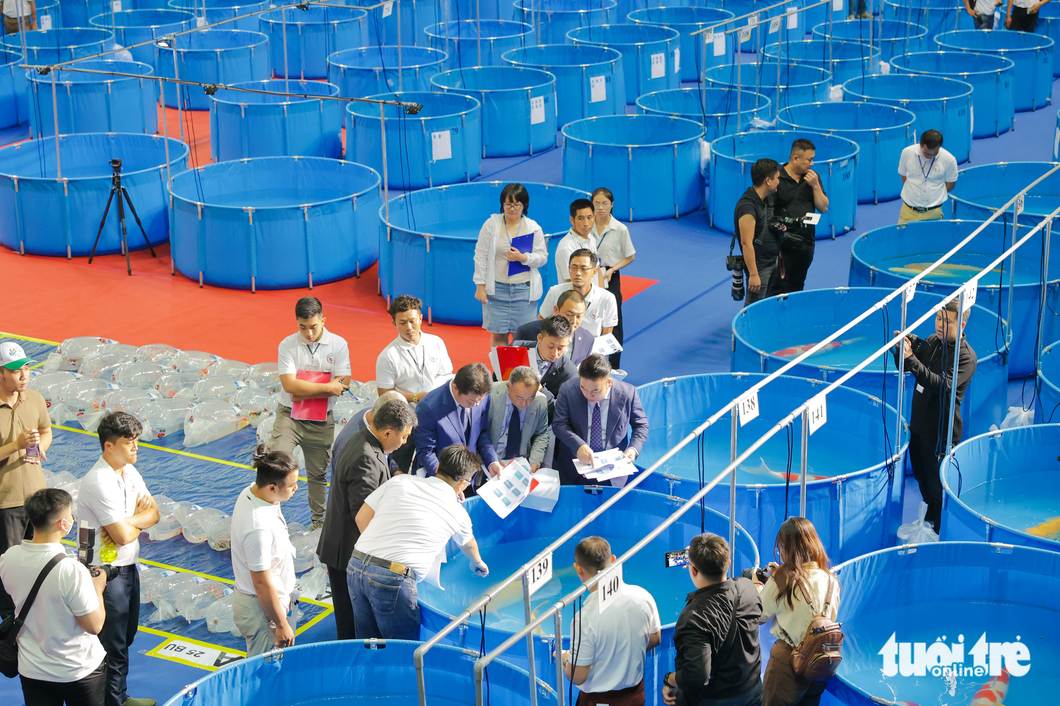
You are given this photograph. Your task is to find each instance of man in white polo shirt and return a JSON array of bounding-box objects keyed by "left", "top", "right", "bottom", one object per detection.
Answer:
[
  {"left": 230, "top": 445, "right": 299, "bottom": 657},
  {"left": 538, "top": 250, "right": 618, "bottom": 338},
  {"left": 348, "top": 444, "right": 489, "bottom": 640},
  {"left": 897, "top": 130, "right": 958, "bottom": 225},
  {"left": 77, "top": 411, "right": 159, "bottom": 706},
  {"left": 0, "top": 488, "right": 107, "bottom": 706},
  {"left": 555, "top": 199, "right": 598, "bottom": 285},
  {"left": 271, "top": 296, "right": 351, "bottom": 530},
  {"left": 560, "top": 536, "right": 661, "bottom": 706}
]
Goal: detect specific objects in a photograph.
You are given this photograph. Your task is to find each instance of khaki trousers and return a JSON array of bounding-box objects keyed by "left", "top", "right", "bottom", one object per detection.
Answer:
[
  {"left": 268, "top": 405, "right": 334, "bottom": 523},
  {"left": 897, "top": 203, "right": 944, "bottom": 224}
]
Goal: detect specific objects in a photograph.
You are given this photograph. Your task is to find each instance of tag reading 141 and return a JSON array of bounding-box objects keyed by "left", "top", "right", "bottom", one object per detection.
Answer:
[
  {"left": 807, "top": 394, "right": 827, "bottom": 435},
  {"left": 526, "top": 552, "right": 553, "bottom": 597},
  {"left": 597, "top": 563, "right": 624, "bottom": 614}
]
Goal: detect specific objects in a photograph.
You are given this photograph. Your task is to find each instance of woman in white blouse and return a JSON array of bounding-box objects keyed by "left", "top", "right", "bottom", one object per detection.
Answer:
[
  {"left": 591, "top": 187, "right": 636, "bottom": 368},
  {"left": 473, "top": 183, "right": 549, "bottom": 347},
  {"left": 755, "top": 517, "right": 841, "bottom": 706}
]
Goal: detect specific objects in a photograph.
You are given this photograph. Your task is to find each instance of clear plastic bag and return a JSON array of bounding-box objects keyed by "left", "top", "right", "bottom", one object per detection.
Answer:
[
  {"left": 81, "top": 389, "right": 159, "bottom": 433},
  {"left": 200, "top": 510, "right": 231, "bottom": 552},
  {"left": 78, "top": 353, "right": 130, "bottom": 381},
  {"left": 181, "top": 507, "right": 226, "bottom": 544},
  {"left": 204, "top": 360, "right": 250, "bottom": 380},
  {"left": 150, "top": 574, "right": 202, "bottom": 622},
  {"left": 287, "top": 522, "right": 307, "bottom": 539},
  {"left": 1000, "top": 406, "right": 1035, "bottom": 430},
  {"left": 146, "top": 495, "right": 183, "bottom": 541},
  {"left": 46, "top": 336, "right": 116, "bottom": 372},
  {"left": 171, "top": 502, "right": 203, "bottom": 527},
  {"left": 204, "top": 591, "right": 239, "bottom": 637},
  {"left": 243, "top": 363, "right": 281, "bottom": 393},
  {"left": 139, "top": 567, "right": 179, "bottom": 604},
  {"left": 134, "top": 344, "right": 180, "bottom": 367},
  {"left": 231, "top": 388, "right": 276, "bottom": 426},
  {"left": 112, "top": 362, "right": 167, "bottom": 389},
  {"left": 154, "top": 372, "right": 201, "bottom": 399},
  {"left": 53, "top": 379, "right": 118, "bottom": 425},
  {"left": 175, "top": 581, "right": 232, "bottom": 622},
  {"left": 353, "top": 380, "right": 378, "bottom": 403},
  {"left": 183, "top": 401, "right": 249, "bottom": 447},
  {"left": 138, "top": 399, "right": 194, "bottom": 440},
  {"left": 291, "top": 527, "right": 321, "bottom": 574},
  {"left": 29, "top": 371, "right": 82, "bottom": 409},
  {"left": 296, "top": 565, "right": 330, "bottom": 601},
  {"left": 897, "top": 502, "right": 939, "bottom": 545},
  {"left": 170, "top": 351, "right": 221, "bottom": 376},
  {"left": 178, "top": 378, "right": 248, "bottom": 403},
  {"left": 98, "top": 343, "right": 139, "bottom": 360}
]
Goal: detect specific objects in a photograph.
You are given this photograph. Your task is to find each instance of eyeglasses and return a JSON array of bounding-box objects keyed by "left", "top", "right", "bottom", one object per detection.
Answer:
[
  {"left": 570, "top": 266, "right": 594, "bottom": 274},
  {"left": 503, "top": 202, "right": 522, "bottom": 210}
]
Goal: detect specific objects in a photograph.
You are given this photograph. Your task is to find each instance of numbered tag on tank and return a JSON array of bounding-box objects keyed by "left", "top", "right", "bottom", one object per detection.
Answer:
[
  {"left": 382, "top": 0, "right": 394, "bottom": 17},
  {"left": 597, "top": 563, "right": 624, "bottom": 614},
  {"left": 589, "top": 75, "right": 606, "bottom": 103},
  {"left": 786, "top": 6, "right": 798, "bottom": 29},
  {"left": 526, "top": 552, "right": 553, "bottom": 597},
  {"left": 833, "top": 0, "right": 843, "bottom": 10},
  {"left": 963, "top": 279, "right": 978, "bottom": 312},
  {"left": 738, "top": 27, "right": 752, "bottom": 44},
  {"left": 530, "top": 96, "right": 546, "bottom": 125},
  {"left": 431, "top": 130, "right": 452, "bottom": 161},
  {"left": 650, "top": 53, "right": 665, "bottom": 79},
  {"left": 111, "top": 0, "right": 122, "bottom": 11},
  {"left": 769, "top": 17, "right": 781, "bottom": 34},
  {"left": 713, "top": 33, "right": 726, "bottom": 57},
  {"left": 40, "top": 14, "right": 52, "bottom": 29},
  {"left": 737, "top": 389, "right": 759, "bottom": 426},
  {"left": 807, "top": 394, "right": 827, "bottom": 435},
  {"left": 1014, "top": 193, "right": 1025, "bottom": 218},
  {"left": 674, "top": 48, "right": 680, "bottom": 74}
]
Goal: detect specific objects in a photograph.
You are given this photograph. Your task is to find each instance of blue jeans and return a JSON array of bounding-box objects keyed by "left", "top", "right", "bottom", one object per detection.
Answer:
[
  {"left": 347, "top": 555, "right": 419, "bottom": 640},
  {"left": 99, "top": 566, "right": 139, "bottom": 706}
]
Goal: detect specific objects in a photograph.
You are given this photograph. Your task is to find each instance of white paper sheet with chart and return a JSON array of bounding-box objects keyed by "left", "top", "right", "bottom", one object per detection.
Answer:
[
  {"left": 591, "top": 333, "right": 624, "bottom": 356},
  {"left": 479, "top": 458, "right": 534, "bottom": 519},
  {"left": 574, "top": 448, "right": 635, "bottom": 482}
]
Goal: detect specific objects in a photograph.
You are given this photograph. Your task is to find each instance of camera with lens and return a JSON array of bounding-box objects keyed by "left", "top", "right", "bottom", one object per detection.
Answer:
[
  {"left": 770, "top": 214, "right": 804, "bottom": 235},
  {"left": 89, "top": 564, "right": 120, "bottom": 581},
  {"left": 726, "top": 254, "right": 745, "bottom": 302},
  {"left": 741, "top": 566, "right": 771, "bottom": 583}
]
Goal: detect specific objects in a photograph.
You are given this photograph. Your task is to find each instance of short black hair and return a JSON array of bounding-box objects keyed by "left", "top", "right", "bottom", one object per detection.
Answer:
[
  {"left": 791, "top": 138, "right": 816, "bottom": 156},
  {"left": 751, "top": 158, "right": 780, "bottom": 187},
  {"left": 689, "top": 533, "right": 729, "bottom": 580},
  {"left": 295, "top": 296, "right": 323, "bottom": 320},
  {"left": 569, "top": 198, "right": 594, "bottom": 217},
  {"left": 389, "top": 294, "right": 422, "bottom": 320},
  {"left": 436, "top": 444, "right": 481, "bottom": 483},
  {"left": 920, "top": 129, "right": 943, "bottom": 149},
  {"left": 574, "top": 536, "right": 612, "bottom": 573},
  {"left": 25, "top": 488, "right": 72, "bottom": 531},
  {"left": 252, "top": 444, "right": 298, "bottom": 488},
  {"left": 578, "top": 353, "right": 611, "bottom": 381},
  {"left": 500, "top": 183, "right": 530, "bottom": 214},
  {"left": 556, "top": 289, "right": 586, "bottom": 310},
  {"left": 98, "top": 411, "right": 143, "bottom": 451},
  {"left": 373, "top": 398, "right": 418, "bottom": 432},
  {"left": 453, "top": 363, "right": 492, "bottom": 396},
  {"left": 540, "top": 315, "right": 573, "bottom": 340},
  {"left": 569, "top": 248, "right": 598, "bottom": 268},
  {"left": 591, "top": 187, "right": 614, "bottom": 204}
]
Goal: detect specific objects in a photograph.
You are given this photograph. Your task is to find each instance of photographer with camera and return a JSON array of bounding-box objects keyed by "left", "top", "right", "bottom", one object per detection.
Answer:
[
  {"left": 662, "top": 533, "right": 762, "bottom": 706},
  {"left": 0, "top": 488, "right": 107, "bottom": 706},
  {"left": 774, "top": 140, "right": 829, "bottom": 294},
  {"left": 77, "top": 412, "right": 158, "bottom": 706},
  {"left": 730, "top": 159, "right": 782, "bottom": 307},
  {"left": 753, "top": 518, "right": 841, "bottom": 706}
]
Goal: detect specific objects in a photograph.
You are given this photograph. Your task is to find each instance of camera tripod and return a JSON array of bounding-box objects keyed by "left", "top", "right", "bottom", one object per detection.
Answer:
[{"left": 88, "top": 158, "right": 157, "bottom": 276}]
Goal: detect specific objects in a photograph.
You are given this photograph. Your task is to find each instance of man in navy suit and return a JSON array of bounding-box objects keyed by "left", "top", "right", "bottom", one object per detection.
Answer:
[
  {"left": 514, "top": 290, "right": 594, "bottom": 365},
  {"left": 553, "top": 354, "right": 649, "bottom": 486},
  {"left": 413, "top": 363, "right": 501, "bottom": 485},
  {"left": 512, "top": 315, "right": 578, "bottom": 401}
]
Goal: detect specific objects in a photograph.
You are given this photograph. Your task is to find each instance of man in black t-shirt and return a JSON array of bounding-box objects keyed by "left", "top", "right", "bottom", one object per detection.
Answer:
[
  {"left": 775, "top": 139, "right": 830, "bottom": 293},
  {"left": 733, "top": 159, "right": 781, "bottom": 307}
]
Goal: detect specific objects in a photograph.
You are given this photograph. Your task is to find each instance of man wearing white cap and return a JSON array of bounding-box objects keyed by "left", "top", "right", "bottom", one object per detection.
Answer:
[{"left": 0, "top": 341, "right": 53, "bottom": 620}]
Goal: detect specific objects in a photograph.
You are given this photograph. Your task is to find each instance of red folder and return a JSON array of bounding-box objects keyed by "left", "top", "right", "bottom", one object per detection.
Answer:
[
  {"left": 291, "top": 370, "right": 330, "bottom": 421},
  {"left": 496, "top": 346, "right": 531, "bottom": 383}
]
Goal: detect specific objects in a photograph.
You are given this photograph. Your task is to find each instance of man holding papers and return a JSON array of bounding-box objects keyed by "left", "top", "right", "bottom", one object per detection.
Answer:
[
  {"left": 487, "top": 367, "right": 550, "bottom": 472},
  {"left": 271, "top": 297, "right": 350, "bottom": 529},
  {"left": 553, "top": 354, "right": 649, "bottom": 486}
]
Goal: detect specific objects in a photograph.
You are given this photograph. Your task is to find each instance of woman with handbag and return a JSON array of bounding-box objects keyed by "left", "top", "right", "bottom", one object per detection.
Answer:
[{"left": 755, "top": 517, "right": 841, "bottom": 706}]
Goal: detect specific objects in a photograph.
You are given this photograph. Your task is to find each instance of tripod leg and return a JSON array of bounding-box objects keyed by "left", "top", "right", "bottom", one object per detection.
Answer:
[
  {"left": 88, "top": 187, "right": 117, "bottom": 265},
  {"left": 115, "top": 186, "right": 132, "bottom": 276},
  {"left": 121, "top": 186, "right": 157, "bottom": 259}
]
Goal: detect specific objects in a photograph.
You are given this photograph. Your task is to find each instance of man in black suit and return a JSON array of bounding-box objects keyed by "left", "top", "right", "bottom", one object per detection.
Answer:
[
  {"left": 329, "top": 391, "right": 406, "bottom": 480},
  {"left": 515, "top": 315, "right": 578, "bottom": 400},
  {"left": 514, "top": 289, "right": 594, "bottom": 365},
  {"left": 316, "top": 398, "right": 417, "bottom": 639}
]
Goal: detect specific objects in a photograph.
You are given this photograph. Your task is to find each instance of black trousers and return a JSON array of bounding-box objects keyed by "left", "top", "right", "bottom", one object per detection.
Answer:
[
  {"left": 605, "top": 268, "right": 624, "bottom": 369},
  {"left": 0, "top": 504, "right": 32, "bottom": 620},
  {"left": 20, "top": 659, "right": 107, "bottom": 706},
  {"left": 390, "top": 437, "right": 416, "bottom": 474},
  {"left": 99, "top": 566, "right": 139, "bottom": 706},
  {"left": 327, "top": 563, "right": 356, "bottom": 640},
  {"left": 779, "top": 236, "right": 815, "bottom": 294},
  {"left": 1009, "top": 5, "right": 1038, "bottom": 32},
  {"left": 908, "top": 433, "right": 944, "bottom": 532}
]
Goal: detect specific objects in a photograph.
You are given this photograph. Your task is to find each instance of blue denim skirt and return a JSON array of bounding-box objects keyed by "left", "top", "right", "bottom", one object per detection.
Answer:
[{"left": 483, "top": 281, "right": 538, "bottom": 334}]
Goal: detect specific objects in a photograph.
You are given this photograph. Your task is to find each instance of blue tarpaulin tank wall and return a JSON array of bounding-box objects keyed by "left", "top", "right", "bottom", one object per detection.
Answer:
[
  {"left": 155, "top": 29, "right": 270, "bottom": 110},
  {"left": 702, "top": 62, "right": 831, "bottom": 112},
  {"left": 889, "top": 50, "right": 1015, "bottom": 138},
  {"left": 169, "top": 157, "right": 381, "bottom": 290},
  {"left": 351, "top": 0, "right": 441, "bottom": 47},
  {"left": 627, "top": 7, "right": 736, "bottom": 82},
  {"left": 0, "top": 133, "right": 188, "bottom": 256},
  {"left": 881, "top": 0, "right": 974, "bottom": 38},
  {"left": 167, "top": 0, "right": 270, "bottom": 32},
  {"left": 713, "top": 0, "right": 795, "bottom": 53},
  {"left": 0, "top": 51, "right": 26, "bottom": 130},
  {"left": 327, "top": 46, "right": 448, "bottom": 98},
  {"left": 160, "top": 640, "right": 558, "bottom": 706},
  {"left": 567, "top": 23, "right": 680, "bottom": 105},
  {"left": 635, "top": 373, "right": 908, "bottom": 564},
  {"left": 0, "top": 27, "right": 111, "bottom": 63},
  {"left": 502, "top": 44, "right": 626, "bottom": 127},
  {"left": 949, "top": 162, "right": 1060, "bottom": 231},
  {"left": 848, "top": 220, "right": 1053, "bottom": 379},
  {"left": 346, "top": 90, "right": 481, "bottom": 189},
  {"left": 776, "top": 101, "right": 915, "bottom": 205},
  {"left": 710, "top": 130, "right": 858, "bottom": 238},
  {"left": 258, "top": 5, "right": 368, "bottom": 80},
  {"left": 731, "top": 287, "right": 1010, "bottom": 437},
  {"left": 209, "top": 80, "right": 343, "bottom": 162},
  {"left": 940, "top": 425, "right": 1060, "bottom": 551},
  {"left": 562, "top": 114, "right": 704, "bottom": 220},
  {"left": 427, "top": 20, "right": 534, "bottom": 69},
  {"left": 822, "top": 542, "right": 1060, "bottom": 706},
  {"left": 379, "top": 182, "right": 589, "bottom": 325},
  {"left": 419, "top": 486, "right": 759, "bottom": 692},
  {"left": 1039, "top": 342, "right": 1060, "bottom": 422},
  {"left": 88, "top": 9, "right": 194, "bottom": 70},
  {"left": 57, "top": 0, "right": 107, "bottom": 26},
  {"left": 762, "top": 39, "right": 879, "bottom": 86},
  {"left": 935, "top": 29, "right": 1053, "bottom": 111},
  {"left": 842, "top": 73, "right": 973, "bottom": 164},
  {"left": 513, "top": 0, "right": 616, "bottom": 45},
  {"left": 812, "top": 19, "right": 928, "bottom": 62},
  {"left": 636, "top": 88, "right": 771, "bottom": 143},
  {"left": 28, "top": 60, "right": 156, "bottom": 138},
  {"left": 1035, "top": 2, "right": 1060, "bottom": 76}
]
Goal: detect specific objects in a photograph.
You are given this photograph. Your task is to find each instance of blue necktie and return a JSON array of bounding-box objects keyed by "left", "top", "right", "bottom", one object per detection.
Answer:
[
  {"left": 461, "top": 407, "right": 472, "bottom": 444},
  {"left": 590, "top": 403, "right": 603, "bottom": 452},
  {"left": 505, "top": 407, "right": 522, "bottom": 459}
]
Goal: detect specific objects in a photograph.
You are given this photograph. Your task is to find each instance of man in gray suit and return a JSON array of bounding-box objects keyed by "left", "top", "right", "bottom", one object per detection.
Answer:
[
  {"left": 316, "top": 398, "right": 417, "bottom": 640},
  {"left": 487, "top": 366, "right": 551, "bottom": 473}
]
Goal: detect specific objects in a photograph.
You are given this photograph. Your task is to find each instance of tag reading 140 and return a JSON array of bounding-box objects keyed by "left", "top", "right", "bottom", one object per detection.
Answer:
[{"left": 597, "top": 563, "right": 624, "bottom": 614}]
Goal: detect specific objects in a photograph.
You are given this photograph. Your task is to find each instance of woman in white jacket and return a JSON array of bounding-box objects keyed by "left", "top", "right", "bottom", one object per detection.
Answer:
[
  {"left": 473, "top": 183, "right": 549, "bottom": 347},
  {"left": 755, "top": 517, "right": 841, "bottom": 706}
]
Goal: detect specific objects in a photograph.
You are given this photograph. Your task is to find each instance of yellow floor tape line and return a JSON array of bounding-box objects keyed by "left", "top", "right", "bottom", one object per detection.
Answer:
[
  {"left": 143, "top": 628, "right": 247, "bottom": 671},
  {"left": 0, "top": 331, "right": 60, "bottom": 345}
]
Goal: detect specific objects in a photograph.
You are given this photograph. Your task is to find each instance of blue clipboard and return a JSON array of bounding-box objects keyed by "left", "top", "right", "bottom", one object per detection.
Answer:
[{"left": 508, "top": 233, "right": 534, "bottom": 276}]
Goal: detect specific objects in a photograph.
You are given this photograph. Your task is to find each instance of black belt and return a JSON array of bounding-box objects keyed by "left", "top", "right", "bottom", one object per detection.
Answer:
[
  {"left": 100, "top": 564, "right": 137, "bottom": 574},
  {"left": 351, "top": 549, "right": 416, "bottom": 579},
  {"left": 903, "top": 202, "right": 944, "bottom": 213}
]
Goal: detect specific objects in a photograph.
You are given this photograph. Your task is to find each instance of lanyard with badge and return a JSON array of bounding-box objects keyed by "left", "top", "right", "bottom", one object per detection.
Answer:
[
  {"left": 405, "top": 345, "right": 432, "bottom": 389},
  {"left": 293, "top": 341, "right": 331, "bottom": 421},
  {"left": 917, "top": 154, "right": 936, "bottom": 181}
]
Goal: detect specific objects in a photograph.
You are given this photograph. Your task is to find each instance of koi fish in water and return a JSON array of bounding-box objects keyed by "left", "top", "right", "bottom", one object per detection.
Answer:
[
  {"left": 1025, "top": 515, "right": 1060, "bottom": 540},
  {"left": 888, "top": 262, "right": 1004, "bottom": 279},
  {"left": 773, "top": 337, "right": 865, "bottom": 359},
  {"left": 744, "top": 457, "right": 829, "bottom": 483}
]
